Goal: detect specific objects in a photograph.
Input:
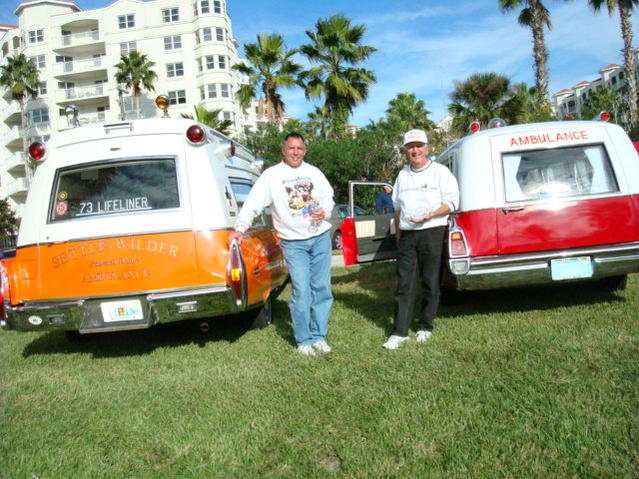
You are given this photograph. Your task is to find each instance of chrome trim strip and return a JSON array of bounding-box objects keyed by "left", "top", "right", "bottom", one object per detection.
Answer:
[
  {"left": 17, "top": 283, "right": 228, "bottom": 305},
  {"left": 148, "top": 285, "right": 228, "bottom": 300},
  {"left": 469, "top": 242, "right": 639, "bottom": 267},
  {"left": 594, "top": 254, "right": 639, "bottom": 263}
]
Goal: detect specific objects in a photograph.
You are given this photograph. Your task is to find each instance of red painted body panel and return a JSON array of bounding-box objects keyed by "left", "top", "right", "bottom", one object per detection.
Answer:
[
  {"left": 341, "top": 217, "right": 358, "bottom": 266},
  {"left": 458, "top": 195, "right": 639, "bottom": 256},
  {"left": 453, "top": 209, "right": 498, "bottom": 257}
]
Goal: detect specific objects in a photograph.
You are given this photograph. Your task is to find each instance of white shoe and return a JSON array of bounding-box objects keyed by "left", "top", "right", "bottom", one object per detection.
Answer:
[
  {"left": 382, "top": 335, "right": 409, "bottom": 350},
  {"left": 312, "top": 340, "right": 332, "bottom": 353},
  {"left": 416, "top": 330, "right": 433, "bottom": 342},
  {"left": 297, "top": 344, "right": 316, "bottom": 356}
]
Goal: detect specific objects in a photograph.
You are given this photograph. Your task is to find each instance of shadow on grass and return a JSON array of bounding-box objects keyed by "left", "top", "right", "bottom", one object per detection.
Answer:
[
  {"left": 22, "top": 298, "right": 291, "bottom": 358},
  {"left": 331, "top": 261, "right": 627, "bottom": 327}
]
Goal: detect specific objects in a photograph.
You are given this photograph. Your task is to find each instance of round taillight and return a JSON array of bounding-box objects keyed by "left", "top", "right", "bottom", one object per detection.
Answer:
[
  {"left": 28, "top": 142, "right": 45, "bottom": 161},
  {"left": 186, "top": 125, "right": 205, "bottom": 144},
  {"left": 468, "top": 121, "right": 481, "bottom": 134},
  {"left": 600, "top": 111, "right": 610, "bottom": 122}
]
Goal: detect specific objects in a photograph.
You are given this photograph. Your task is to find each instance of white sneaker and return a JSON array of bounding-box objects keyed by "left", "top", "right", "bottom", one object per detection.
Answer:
[
  {"left": 312, "top": 340, "right": 332, "bottom": 353},
  {"left": 382, "top": 335, "right": 409, "bottom": 350},
  {"left": 297, "top": 344, "right": 316, "bottom": 356},
  {"left": 416, "top": 330, "right": 433, "bottom": 342}
]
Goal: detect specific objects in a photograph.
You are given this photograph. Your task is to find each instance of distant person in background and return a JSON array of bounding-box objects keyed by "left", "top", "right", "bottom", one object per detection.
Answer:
[{"left": 375, "top": 184, "right": 394, "bottom": 214}]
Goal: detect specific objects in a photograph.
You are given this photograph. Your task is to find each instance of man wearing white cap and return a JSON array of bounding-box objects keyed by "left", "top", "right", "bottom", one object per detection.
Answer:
[{"left": 383, "top": 129, "right": 459, "bottom": 350}]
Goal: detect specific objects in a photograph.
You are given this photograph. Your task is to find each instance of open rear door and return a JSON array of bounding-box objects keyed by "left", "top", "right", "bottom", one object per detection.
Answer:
[{"left": 342, "top": 181, "right": 398, "bottom": 266}]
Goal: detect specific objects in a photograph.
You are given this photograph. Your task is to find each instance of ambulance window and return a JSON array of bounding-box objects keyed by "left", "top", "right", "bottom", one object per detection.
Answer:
[
  {"left": 229, "top": 177, "right": 270, "bottom": 227},
  {"left": 49, "top": 158, "right": 179, "bottom": 222},
  {"left": 502, "top": 145, "right": 618, "bottom": 202}
]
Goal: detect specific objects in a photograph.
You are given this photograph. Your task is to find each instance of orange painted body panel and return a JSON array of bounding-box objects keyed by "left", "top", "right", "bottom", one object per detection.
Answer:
[{"left": 7, "top": 229, "right": 286, "bottom": 306}]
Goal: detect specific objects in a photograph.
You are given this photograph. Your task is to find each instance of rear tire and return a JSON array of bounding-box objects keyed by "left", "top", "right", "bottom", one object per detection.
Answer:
[
  {"left": 248, "top": 297, "right": 272, "bottom": 330},
  {"left": 598, "top": 274, "right": 627, "bottom": 293}
]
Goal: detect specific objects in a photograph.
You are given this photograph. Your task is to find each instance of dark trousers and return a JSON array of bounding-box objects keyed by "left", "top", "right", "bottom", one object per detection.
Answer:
[{"left": 393, "top": 226, "right": 446, "bottom": 336}]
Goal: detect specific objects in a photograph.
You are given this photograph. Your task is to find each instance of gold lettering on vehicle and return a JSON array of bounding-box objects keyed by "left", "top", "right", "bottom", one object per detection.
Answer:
[
  {"left": 81, "top": 268, "right": 151, "bottom": 283},
  {"left": 51, "top": 238, "right": 179, "bottom": 268}
]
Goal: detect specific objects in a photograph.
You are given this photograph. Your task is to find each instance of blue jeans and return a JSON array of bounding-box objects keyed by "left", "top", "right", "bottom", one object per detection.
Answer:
[{"left": 280, "top": 231, "right": 333, "bottom": 346}]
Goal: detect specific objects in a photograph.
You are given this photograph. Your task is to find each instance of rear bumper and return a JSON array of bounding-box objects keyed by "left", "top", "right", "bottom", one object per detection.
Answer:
[
  {"left": 449, "top": 241, "right": 639, "bottom": 290},
  {"left": 1, "top": 283, "right": 242, "bottom": 333}
]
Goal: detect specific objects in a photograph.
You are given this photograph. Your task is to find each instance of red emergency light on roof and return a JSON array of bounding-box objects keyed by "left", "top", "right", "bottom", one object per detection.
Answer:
[
  {"left": 468, "top": 121, "right": 481, "bottom": 134},
  {"left": 28, "top": 142, "right": 45, "bottom": 161},
  {"left": 593, "top": 111, "right": 610, "bottom": 122},
  {"left": 186, "top": 125, "right": 205, "bottom": 144}
]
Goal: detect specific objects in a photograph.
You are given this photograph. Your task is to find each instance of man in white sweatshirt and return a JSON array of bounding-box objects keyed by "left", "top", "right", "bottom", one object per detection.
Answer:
[
  {"left": 228, "top": 133, "right": 335, "bottom": 356},
  {"left": 383, "top": 129, "right": 459, "bottom": 350}
]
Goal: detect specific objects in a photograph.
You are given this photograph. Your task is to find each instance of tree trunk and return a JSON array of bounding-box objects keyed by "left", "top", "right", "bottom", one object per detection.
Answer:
[
  {"left": 18, "top": 97, "right": 33, "bottom": 180},
  {"left": 530, "top": 0, "right": 549, "bottom": 108},
  {"left": 619, "top": 5, "right": 638, "bottom": 127}
]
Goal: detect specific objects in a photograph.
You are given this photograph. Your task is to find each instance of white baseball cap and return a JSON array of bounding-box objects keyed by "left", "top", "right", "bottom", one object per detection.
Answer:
[{"left": 403, "top": 129, "right": 428, "bottom": 146}]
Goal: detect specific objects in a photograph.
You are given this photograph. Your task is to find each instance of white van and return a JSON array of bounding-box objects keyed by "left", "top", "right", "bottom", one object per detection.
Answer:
[
  {"left": 342, "top": 118, "right": 639, "bottom": 292},
  {"left": 0, "top": 116, "right": 288, "bottom": 338}
]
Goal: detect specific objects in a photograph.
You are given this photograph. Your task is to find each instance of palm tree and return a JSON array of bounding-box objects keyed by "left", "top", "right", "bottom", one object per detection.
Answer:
[
  {"left": 114, "top": 51, "right": 157, "bottom": 119},
  {"left": 386, "top": 93, "right": 436, "bottom": 132},
  {"left": 588, "top": 0, "right": 639, "bottom": 126},
  {"left": 499, "top": 0, "right": 553, "bottom": 107},
  {"left": 232, "top": 33, "right": 301, "bottom": 125},
  {"left": 299, "top": 15, "right": 377, "bottom": 138},
  {"left": 0, "top": 53, "right": 40, "bottom": 161},
  {"left": 448, "top": 72, "right": 525, "bottom": 133},
  {"left": 306, "top": 106, "right": 331, "bottom": 139},
  {"left": 180, "top": 105, "right": 233, "bottom": 136}
]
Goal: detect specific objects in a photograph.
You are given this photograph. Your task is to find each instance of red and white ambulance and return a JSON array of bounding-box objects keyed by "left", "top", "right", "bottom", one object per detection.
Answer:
[
  {"left": 0, "top": 108, "right": 287, "bottom": 339},
  {"left": 342, "top": 117, "right": 639, "bottom": 293}
]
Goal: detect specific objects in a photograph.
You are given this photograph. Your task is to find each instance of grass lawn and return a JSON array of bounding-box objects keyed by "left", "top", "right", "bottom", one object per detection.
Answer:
[{"left": 1, "top": 262, "right": 637, "bottom": 478}]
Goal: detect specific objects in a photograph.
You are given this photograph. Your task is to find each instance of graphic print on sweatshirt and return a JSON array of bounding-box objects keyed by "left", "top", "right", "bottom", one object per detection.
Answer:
[{"left": 283, "top": 176, "right": 319, "bottom": 218}]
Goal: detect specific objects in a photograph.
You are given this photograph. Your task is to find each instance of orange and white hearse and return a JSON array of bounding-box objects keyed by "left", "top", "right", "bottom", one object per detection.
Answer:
[
  {"left": 342, "top": 114, "right": 639, "bottom": 293},
  {"left": 0, "top": 106, "right": 287, "bottom": 338}
]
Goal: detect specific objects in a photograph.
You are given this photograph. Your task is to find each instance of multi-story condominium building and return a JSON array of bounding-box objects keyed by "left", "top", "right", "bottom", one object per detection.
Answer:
[
  {"left": 553, "top": 50, "right": 639, "bottom": 121},
  {"left": 0, "top": 0, "right": 262, "bottom": 220}
]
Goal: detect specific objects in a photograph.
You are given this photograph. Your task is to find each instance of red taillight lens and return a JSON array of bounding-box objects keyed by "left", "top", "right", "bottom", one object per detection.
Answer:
[
  {"left": 0, "top": 262, "right": 9, "bottom": 319},
  {"left": 28, "top": 142, "right": 45, "bottom": 161},
  {"left": 600, "top": 111, "right": 610, "bottom": 122},
  {"left": 228, "top": 240, "right": 245, "bottom": 307},
  {"left": 450, "top": 231, "right": 468, "bottom": 256},
  {"left": 186, "top": 125, "right": 205, "bottom": 143},
  {"left": 468, "top": 121, "right": 481, "bottom": 134}
]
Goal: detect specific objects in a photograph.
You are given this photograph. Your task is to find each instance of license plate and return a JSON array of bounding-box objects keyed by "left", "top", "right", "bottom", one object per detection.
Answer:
[
  {"left": 550, "top": 256, "right": 593, "bottom": 281},
  {"left": 100, "top": 299, "right": 144, "bottom": 322}
]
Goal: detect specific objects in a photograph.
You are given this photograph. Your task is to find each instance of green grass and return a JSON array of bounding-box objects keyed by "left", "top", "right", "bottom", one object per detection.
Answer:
[{"left": 1, "top": 262, "right": 637, "bottom": 478}]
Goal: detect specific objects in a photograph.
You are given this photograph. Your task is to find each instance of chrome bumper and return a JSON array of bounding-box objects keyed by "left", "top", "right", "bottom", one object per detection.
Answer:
[
  {"left": 449, "top": 242, "right": 639, "bottom": 290},
  {"left": 2, "top": 283, "right": 241, "bottom": 333}
]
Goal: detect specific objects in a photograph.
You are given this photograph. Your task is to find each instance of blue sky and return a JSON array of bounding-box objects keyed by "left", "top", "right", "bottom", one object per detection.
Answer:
[{"left": 1, "top": 0, "right": 636, "bottom": 125}]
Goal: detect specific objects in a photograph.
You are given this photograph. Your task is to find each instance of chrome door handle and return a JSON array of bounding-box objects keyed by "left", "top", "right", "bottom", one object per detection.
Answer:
[{"left": 502, "top": 206, "right": 525, "bottom": 214}]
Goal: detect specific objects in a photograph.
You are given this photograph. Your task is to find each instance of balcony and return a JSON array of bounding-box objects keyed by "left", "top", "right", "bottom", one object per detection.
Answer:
[
  {"left": 54, "top": 55, "right": 107, "bottom": 79},
  {"left": 57, "top": 83, "right": 108, "bottom": 105},
  {"left": 6, "top": 177, "right": 28, "bottom": 198},
  {"left": 54, "top": 28, "right": 104, "bottom": 53},
  {"left": 56, "top": 111, "right": 107, "bottom": 130},
  {"left": 3, "top": 125, "right": 24, "bottom": 149},
  {"left": 5, "top": 152, "right": 27, "bottom": 174},
  {"left": 2, "top": 101, "right": 21, "bottom": 124}
]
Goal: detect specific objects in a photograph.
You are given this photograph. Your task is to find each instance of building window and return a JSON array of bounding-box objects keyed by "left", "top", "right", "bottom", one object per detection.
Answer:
[
  {"left": 203, "top": 55, "right": 214, "bottom": 70},
  {"left": 223, "top": 111, "right": 232, "bottom": 121},
  {"left": 213, "top": 0, "right": 222, "bottom": 13},
  {"left": 216, "top": 27, "right": 224, "bottom": 42},
  {"left": 619, "top": 71, "right": 625, "bottom": 80},
  {"left": 31, "top": 55, "right": 46, "bottom": 69},
  {"left": 120, "top": 41, "right": 137, "bottom": 54},
  {"left": 202, "top": 27, "right": 212, "bottom": 42},
  {"left": 162, "top": 8, "right": 179, "bottom": 22},
  {"left": 38, "top": 82, "right": 47, "bottom": 96},
  {"left": 611, "top": 76, "right": 617, "bottom": 85},
  {"left": 220, "top": 84, "right": 230, "bottom": 98},
  {"left": 200, "top": 0, "right": 210, "bottom": 13},
  {"left": 168, "top": 90, "right": 186, "bottom": 105},
  {"left": 118, "top": 14, "right": 135, "bottom": 29},
  {"left": 206, "top": 84, "right": 217, "bottom": 98},
  {"left": 218, "top": 55, "right": 227, "bottom": 69},
  {"left": 164, "top": 35, "right": 182, "bottom": 50},
  {"left": 166, "top": 62, "right": 184, "bottom": 78},
  {"left": 28, "top": 29, "right": 44, "bottom": 43},
  {"left": 29, "top": 108, "right": 49, "bottom": 124}
]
